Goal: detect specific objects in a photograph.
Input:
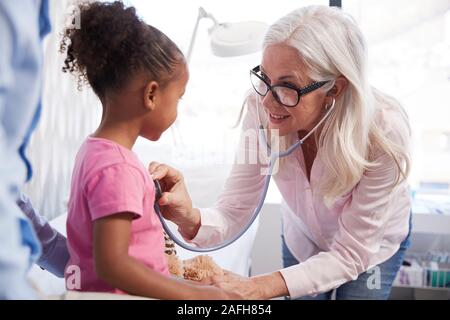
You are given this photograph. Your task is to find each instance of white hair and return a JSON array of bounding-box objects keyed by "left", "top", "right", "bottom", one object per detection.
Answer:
[{"left": 263, "top": 5, "right": 410, "bottom": 207}]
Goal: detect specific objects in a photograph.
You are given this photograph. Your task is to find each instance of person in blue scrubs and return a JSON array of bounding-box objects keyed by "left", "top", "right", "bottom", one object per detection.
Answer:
[{"left": 0, "top": 0, "right": 68, "bottom": 299}]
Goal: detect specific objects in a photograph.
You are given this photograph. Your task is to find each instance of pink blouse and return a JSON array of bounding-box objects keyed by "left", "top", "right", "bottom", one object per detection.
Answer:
[{"left": 190, "top": 93, "right": 411, "bottom": 298}]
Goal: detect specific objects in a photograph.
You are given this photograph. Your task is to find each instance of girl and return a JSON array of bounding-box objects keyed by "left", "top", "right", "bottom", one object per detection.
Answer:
[{"left": 60, "top": 1, "right": 238, "bottom": 300}]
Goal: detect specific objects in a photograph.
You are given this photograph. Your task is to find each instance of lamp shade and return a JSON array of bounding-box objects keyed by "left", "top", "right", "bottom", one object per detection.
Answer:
[{"left": 209, "top": 21, "right": 268, "bottom": 57}]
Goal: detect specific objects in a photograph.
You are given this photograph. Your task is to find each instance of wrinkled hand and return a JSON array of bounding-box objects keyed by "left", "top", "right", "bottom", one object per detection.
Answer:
[
  {"left": 149, "top": 162, "right": 199, "bottom": 237},
  {"left": 182, "top": 277, "right": 243, "bottom": 299},
  {"left": 194, "top": 284, "right": 244, "bottom": 300},
  {"left": 202, "top": 270, "right": 265, "bottom": 300}
]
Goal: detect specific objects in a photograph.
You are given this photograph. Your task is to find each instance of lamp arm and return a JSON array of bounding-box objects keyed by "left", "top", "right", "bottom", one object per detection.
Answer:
[{"left": 186, "top": 7, "right": 219, "bottom": 63}]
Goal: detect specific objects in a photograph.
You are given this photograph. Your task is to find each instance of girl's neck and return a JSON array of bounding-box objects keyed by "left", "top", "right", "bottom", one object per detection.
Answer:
[{"left": 93, "top": 118, "right": 141, "bottom": 150}]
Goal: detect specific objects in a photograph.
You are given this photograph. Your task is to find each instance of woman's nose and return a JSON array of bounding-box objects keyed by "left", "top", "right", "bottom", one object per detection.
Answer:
[{"left": 262, "top": 90, "right": 281, "bottom": 109}]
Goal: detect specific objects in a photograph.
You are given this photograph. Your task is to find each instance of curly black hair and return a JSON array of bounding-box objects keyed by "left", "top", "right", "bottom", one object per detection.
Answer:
[{"left": 60, "top": 1, "right": 184, "bottom": 98}]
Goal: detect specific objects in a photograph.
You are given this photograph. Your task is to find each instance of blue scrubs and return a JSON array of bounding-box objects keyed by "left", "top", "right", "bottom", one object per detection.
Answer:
[{"left": 0, "top": 0, "right": 51, "bottom": 299}]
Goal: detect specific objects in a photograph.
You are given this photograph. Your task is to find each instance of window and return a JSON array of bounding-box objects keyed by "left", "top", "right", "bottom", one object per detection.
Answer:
[
  {"left": 130, "top": 0, "right": 450, "bottom": 211},
  {"left": 345, "top": 0, "right": 450, "bottom": 213}
]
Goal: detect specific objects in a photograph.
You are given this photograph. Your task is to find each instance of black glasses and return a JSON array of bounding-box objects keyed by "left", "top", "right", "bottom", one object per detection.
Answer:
[{"left": 250, "top": 65, "right": 328, "bottom": 107}]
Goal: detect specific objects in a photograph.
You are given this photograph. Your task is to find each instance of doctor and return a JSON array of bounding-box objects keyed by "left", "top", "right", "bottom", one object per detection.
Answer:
[{"left": 150, "top": 5, "right": 412, "bottom": 300}]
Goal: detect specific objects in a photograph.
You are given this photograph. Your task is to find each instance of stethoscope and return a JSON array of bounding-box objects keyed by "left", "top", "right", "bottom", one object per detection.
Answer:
[{"left": 153, "top": 97, "right": 336, "bottom": 252}]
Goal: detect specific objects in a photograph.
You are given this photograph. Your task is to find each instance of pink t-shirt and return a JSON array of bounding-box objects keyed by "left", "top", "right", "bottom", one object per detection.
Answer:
[{"left": 65, "top": 137, "right": 169, "bottom": 293}]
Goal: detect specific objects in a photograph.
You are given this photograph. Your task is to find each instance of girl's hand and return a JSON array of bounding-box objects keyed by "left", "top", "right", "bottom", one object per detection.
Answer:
[{"left": 148, "top": 162, "right": 201, "bottom": 239}]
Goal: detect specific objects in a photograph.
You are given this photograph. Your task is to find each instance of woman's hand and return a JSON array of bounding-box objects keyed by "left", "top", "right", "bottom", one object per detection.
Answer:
[
  {"left": 191, "top": 284, "right": 244, "bottom": 300},
  {"left": 149, "top": 162, "right": 201, "bottom": 239},
  {"left": 203, "top": 271, "right": 265, "bottom": 300},
  {"left": 178, "top": 277, "right": 243, "bottom": 299},
  {"left": 203, "top": 270, "right": 289, "bottom": 300}
]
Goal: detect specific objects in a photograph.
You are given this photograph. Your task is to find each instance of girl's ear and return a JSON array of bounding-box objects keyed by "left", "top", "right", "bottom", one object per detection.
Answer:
[{"left": 144, "top": 81, "right": 159, "bottom": 111}]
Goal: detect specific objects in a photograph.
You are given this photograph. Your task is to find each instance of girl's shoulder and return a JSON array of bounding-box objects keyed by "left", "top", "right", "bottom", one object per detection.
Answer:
[{"left": 79, "top": 137, "right": 147, "bottom": 187}]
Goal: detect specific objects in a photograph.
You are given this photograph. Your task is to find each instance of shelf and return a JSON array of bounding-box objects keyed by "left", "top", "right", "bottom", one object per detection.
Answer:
[
  {"left": 390, "top": 286, "right": 450, "bottom": 300},
  {"left": 393, "top": 284, "right": 450, "bottom": 291},
  {"left": 411, "top": 212, "right": 450, "bottom": 235}
]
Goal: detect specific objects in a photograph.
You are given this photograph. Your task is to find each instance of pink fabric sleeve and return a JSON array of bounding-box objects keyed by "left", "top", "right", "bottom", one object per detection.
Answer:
[{"left": 85, "top": 163, "right": 147, "bottom": 221}]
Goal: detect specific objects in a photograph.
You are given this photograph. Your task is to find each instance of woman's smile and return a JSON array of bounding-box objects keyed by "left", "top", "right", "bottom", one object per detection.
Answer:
[{"left": 267, "top": 111, "right": 292, "bottom": 125}]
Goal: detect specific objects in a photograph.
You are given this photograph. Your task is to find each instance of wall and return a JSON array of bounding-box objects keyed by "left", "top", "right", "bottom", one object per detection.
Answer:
[
  {"left": 345, "top": 0, "right": 450, "bottom": 43},
  {"left": 23, "top": 0, "right": 101, "bottom": 219}
]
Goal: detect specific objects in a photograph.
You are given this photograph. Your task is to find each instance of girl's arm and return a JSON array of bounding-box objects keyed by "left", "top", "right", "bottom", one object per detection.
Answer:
[{"left": 93, "top": 212, "right": 240, "bottom": 300}]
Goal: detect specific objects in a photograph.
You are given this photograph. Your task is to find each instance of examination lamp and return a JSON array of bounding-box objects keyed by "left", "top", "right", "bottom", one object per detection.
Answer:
[{"left": 186, "top": 7, "right": 268, "bottom": 62}]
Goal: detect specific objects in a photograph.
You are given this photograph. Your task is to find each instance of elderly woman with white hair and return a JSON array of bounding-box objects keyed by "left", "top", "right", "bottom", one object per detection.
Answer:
[{"left": 150, "top": 5, "right": 412, "bottom": 300}]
